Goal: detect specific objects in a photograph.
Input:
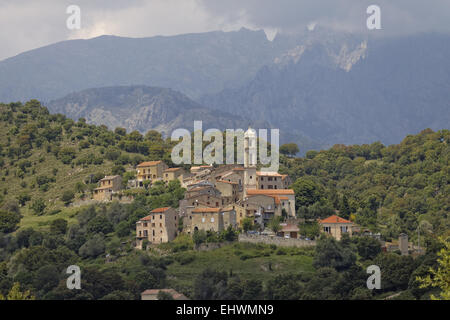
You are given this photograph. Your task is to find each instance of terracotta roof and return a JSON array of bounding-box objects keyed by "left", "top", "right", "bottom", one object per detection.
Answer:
[
  {"left": 246, "top": 189, "right": 295, "bottom": 195},
  {"left": 319, "top": 215, "right": 352, "bottom": 224},
  {"left": 164, "top": 167, "right": 182, "bottom": 172},
  {"left": 281, "top": 224, "right": 299, "bottom": 232},
  {"left": 233, "top": 167, "right": 245, "bottom": 171},
  {"left": 151, "top": 207, "right": 171, "bottom": 213},
  {"left": 279, "top": 196, "right": 289, "bottom": 200},
  {"left": 137, "top": 161, "right": 162, "bottom": 167},
  {"left": 273, "top": 196, "right": 281, "bottom": 205},
  {"left": 192, "top": 207, "right": 221, "bottom": 213}
]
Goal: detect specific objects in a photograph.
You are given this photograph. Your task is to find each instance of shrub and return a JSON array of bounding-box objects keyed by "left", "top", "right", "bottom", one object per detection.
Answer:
[
  {"left": 0, "top": 210, "right": 22, "bottom": 233},
  {"left": 61, "top": 190, "right": 75, "bottom": 206},
  {"left": 30, "top": 198, "right": 46, "bottom": 215}
]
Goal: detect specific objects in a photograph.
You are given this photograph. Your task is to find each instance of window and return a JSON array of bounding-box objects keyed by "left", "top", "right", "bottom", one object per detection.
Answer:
[
  {"left": 160, "top": 215, "right": 162, "bottom": 219},
  {"left": 202, "top": 218, "right": 205, "bottom": 223},
  {"left": 261, "top": 185, "right": 264, "bottom": 189},
  {"left": 324, "top": 227, "right": 330, "bottom": 233},
  {"left": 144, "top": 223, "right": 147, "bottom": 227},
  {"left": 211, "top": 218, "right": 214, "bottom": 223},
  {"left": 341, "top": 226, "right": 348, "bottom": 233},
  {"left": 143, "top": 230, "right": 148, "bottom": 237}
]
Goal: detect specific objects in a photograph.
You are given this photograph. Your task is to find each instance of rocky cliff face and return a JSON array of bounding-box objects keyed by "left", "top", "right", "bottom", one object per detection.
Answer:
[
  {"left": 200, "top": 33, "right": 450, "bottom": 151},
  {"left": 47, "top": 86, "right": 255, "bottom": 136}
]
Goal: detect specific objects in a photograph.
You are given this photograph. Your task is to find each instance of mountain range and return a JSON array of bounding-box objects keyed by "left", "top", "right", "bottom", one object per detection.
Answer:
[
  {"left": 1, "top": 27, "right": 449, "bottom": 152},
  {"left": 46, "top": 86, "right": 258, "bottom": 137}
]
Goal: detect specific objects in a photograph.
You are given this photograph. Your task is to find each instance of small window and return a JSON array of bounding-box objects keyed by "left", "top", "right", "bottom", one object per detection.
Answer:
[{"left": 211, "top": 218, "right": 214, "bottom": 223}]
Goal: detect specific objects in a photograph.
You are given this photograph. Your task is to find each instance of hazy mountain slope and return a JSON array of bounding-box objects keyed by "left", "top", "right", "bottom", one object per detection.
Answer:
[
  {"left": 46, "top": 86, "right": 254, "bottom": 136},
  {"left": 200, "top": 33, "right": 450, "bottom": 150},
  {"left": 0, "top": 28, "right": 281, "bottom": 102}
]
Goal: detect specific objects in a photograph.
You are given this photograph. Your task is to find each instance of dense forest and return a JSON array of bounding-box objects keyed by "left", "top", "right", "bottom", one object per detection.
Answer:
[{"left": 0, "top": 101, "right": 448, "bottom": 300}]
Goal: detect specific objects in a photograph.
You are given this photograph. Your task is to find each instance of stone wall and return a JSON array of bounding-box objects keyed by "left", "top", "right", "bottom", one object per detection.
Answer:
[{"left": 238, "top": 234, "right": 316, "bottom": 248}]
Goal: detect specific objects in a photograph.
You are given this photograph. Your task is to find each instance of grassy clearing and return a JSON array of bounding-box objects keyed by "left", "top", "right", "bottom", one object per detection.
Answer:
[{"left": 164, "top": 242, "right": 315, "bottom": 295}]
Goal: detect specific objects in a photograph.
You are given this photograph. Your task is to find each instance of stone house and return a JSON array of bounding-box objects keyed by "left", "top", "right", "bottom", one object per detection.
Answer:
[
  {"left": 278, "top": 223, "right": 300, "bottom": 238},
  {"left": 136, "top": 161, "right": 168, "bottom": 186},
  {"left": 93, "top": 175, "right": 122, "bottom": 201},
  {"left": 163, "top": 167, "right": 185, "bottom": 184},
  {"left": 319, "top": 215, "right": 354, "bottom": 240},
  {"left": 246, "top": 189, "right": 296, "bottom": 217},
  {"left": 189, "top": 207, "right": 237, "bottom": 233},
  {"left": 215, "top": 180, "right": 240, "bottom": 203},
  {"left": 135, "top": 207, "right": 178, "bottom": 249}
]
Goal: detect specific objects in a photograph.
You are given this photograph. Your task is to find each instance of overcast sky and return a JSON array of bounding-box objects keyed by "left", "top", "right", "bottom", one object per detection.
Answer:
[{"left": 1, "top": 0, "right": 450, "bottom": 61}]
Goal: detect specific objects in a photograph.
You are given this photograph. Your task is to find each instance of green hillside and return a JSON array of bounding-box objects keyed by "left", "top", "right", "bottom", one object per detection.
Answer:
[
  {"left": 0, "top": 100, "right": 175, "bottom": 230},
  {"left": 279, "top": 128, "right": 449, "bottom": 243},
  {"left": 0, "top": 101, "right": 448, "bottom": 300}
]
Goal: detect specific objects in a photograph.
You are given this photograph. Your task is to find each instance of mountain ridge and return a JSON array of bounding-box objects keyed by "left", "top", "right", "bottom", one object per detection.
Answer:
[{"left": 46, "top": 85, "right": 260, "bottom": 136}]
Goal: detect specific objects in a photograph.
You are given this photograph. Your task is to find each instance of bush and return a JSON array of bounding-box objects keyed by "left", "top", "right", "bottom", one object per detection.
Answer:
[
  {"left": 30, "top": 198, "right": 46, "bottom": 215},
  {"left": 115, "top": 221, "right": 130, "bottom": 237},
  {"left": 0, "top": 210, "right": 22, "bottom": 233},
  {"left": 61, "top": 190, "right": 75, "bottom": 205},
  {"left": 79, "top": 234, "right": 105, "bottom": 258},
  {"left": 50, "top": 219, "right": 68, "bottom": 235}
]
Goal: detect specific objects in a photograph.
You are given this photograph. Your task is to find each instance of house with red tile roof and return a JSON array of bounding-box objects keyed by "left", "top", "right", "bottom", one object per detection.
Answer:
[
  {"left": 318, "top": 215, "right": 354, "bottom": 240},
  {"left": 246, "top": 189, "right": 296, "bottom": 217},
  {"left": 136, "top": 207, "right": 178, "bottom": 249}
]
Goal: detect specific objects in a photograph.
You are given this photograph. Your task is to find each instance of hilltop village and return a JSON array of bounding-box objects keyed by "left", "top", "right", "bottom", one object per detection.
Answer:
[{"left": 89, "top": 131, "right": 360, "bottom": 250}]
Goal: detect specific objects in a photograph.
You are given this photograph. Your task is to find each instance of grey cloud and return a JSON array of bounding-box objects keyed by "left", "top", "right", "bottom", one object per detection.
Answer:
[
  {"left": 1, "top": 0, "right": 449, "bottom": 61},
  {"left": 198, "top": 0, "right": 450, "bottom": 35}
]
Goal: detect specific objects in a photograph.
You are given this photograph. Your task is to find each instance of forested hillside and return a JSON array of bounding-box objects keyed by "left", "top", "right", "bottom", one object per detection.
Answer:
[
  {"left": 0, "top": 101, "right": 448, "bottom": 300},
  {"left": 280, "top": 129, "right": 449, "bottom": 242}
]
